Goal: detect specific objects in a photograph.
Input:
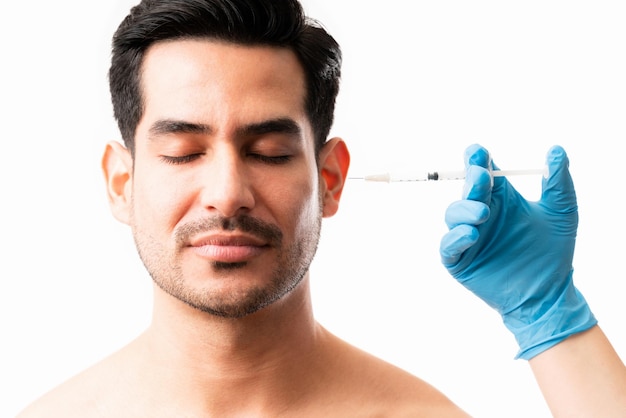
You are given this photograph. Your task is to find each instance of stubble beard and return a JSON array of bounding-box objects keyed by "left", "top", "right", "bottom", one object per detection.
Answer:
[{"left": 132, "top": 208, "right": 322, "bottom": 319}]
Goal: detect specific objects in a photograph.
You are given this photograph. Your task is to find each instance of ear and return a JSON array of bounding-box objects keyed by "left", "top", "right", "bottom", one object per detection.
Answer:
[
  {"left": 102, "top": 141, "right": 133, "bottom": 225},
  {"left": 319, "top": 137, "right": 350, "bottom": 218}
]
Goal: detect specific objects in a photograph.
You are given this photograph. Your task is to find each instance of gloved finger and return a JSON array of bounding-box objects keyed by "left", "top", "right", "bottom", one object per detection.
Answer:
[
  {"left": 463, "top": 144, "right": 494, "bottom": 204},
  {"left": 462, "top": 165, "right": 493, "bottom": 203},
  {"left": 464, "top": 143, "right": 491, "bottom": 169},
  {"left": 440, "top": 224, "right": 480, "bottom": 266},
  {"left": 444, "top": 200, "right": 490, "bottom": 229},
  {"left": 540, "top": 145, "right": 577, "bottom": 214}
]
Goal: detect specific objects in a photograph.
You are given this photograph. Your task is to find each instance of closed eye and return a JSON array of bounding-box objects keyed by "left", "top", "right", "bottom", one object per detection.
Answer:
[
  {"left": 160, "top": 153, "right": 204, "bottom": 165},
  {"left": 248, "top": 153, "right": 292, "bottom": 165}
]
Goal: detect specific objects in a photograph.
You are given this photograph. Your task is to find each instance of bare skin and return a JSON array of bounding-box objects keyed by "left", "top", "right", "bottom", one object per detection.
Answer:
[
  {"left": 530, "top": 326, "right": 626, "bottom": 417},
  {"left": 16, "top": 40, "right": 469, "bottom": 417},
  {"left": 18, "top": 280, "right": 468, "bottom": 417}
]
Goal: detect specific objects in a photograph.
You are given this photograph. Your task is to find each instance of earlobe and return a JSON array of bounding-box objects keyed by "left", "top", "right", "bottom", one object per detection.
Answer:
[
  {"left": 319, "top": 137, "right": 350, "bottom": 218},
  {"left": 102, "top": 141, "right": 133, "bottom": 225}
]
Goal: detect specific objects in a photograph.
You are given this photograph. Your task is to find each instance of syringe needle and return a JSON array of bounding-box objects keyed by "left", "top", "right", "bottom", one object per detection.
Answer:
[{"left": 349, "top": 168, "right": 547, "bottom": 183}]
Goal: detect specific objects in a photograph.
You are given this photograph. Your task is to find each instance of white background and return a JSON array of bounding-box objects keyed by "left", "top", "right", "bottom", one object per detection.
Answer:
[{"left": 2, "top": 1, "right": 625, "bottom": 417}]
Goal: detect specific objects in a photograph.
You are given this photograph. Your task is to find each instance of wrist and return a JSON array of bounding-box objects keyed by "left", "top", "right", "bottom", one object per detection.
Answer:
[{"left": 503, "top": 274, "right": 597, "bottom": 360}]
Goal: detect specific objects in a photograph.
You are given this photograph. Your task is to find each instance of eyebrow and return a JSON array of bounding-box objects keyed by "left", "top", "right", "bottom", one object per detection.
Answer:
[
  {"left": 148, "top": 117, "right": 302, "bottom": 141},
  {"left": 148, "top": 120, "right": 213, "bottom": 139},
  {"left": 237, "top": 118, "right": 302, "bottom": 138}
]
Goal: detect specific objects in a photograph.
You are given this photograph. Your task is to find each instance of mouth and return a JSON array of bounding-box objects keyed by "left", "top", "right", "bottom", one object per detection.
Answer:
[
  {"left": 176, "top": 215, "right": 283, "bottom": 265},
  {"left": 189, "top": 234, "right": 269, "bottom": 264}
]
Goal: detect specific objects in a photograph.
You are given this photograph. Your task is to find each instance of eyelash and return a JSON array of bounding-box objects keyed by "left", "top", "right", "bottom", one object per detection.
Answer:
[
  {"left": 249, "top": 154, "right": 292, "bottom": 165},
  {"left": 159, "top": 153, "right": 292, "bottom": 165},
  {"left": 160, "top": 154, "right": 203, "bottom": 165}
]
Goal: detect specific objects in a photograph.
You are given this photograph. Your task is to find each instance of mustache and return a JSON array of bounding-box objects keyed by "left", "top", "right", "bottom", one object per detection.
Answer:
[{"left": 175, "top": 215, "right": 283, "bottom": 247}]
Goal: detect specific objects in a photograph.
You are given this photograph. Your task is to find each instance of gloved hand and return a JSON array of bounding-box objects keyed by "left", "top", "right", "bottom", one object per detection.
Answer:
[{"left": 440, "top": 144, "right": 597, "bottom": 360}]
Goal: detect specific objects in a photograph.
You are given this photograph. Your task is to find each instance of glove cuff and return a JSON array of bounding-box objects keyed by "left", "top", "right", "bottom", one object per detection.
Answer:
[{"left": 505, "top": 275, "right": 597, "bottom": 360}]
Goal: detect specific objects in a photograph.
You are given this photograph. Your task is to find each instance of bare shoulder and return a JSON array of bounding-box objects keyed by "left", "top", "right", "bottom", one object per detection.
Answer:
[
  {"left": 17, "top": 376, "right": 99, "bottom": 418},
  {"left": 16, "top": 349, "right": 130, "bottom": 418},
  {"left": 16, "top": 330, "right": 472, "bottom": 418},
  {"left": 317, "top": 330, "right": 471, "bottom": 417}
]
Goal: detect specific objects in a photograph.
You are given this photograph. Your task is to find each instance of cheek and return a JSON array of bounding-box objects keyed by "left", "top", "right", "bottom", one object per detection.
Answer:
[
  {"left": 278, "top": 173, "right": 322, "bottom": 236},
  {"left": 131, "top": 167, "right": 191, "bottom": 233}
]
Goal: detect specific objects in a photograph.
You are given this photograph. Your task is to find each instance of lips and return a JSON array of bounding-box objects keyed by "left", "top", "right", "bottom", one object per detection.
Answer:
[{"left": 189, "top": 234, "right": 268, "bottom": 263}]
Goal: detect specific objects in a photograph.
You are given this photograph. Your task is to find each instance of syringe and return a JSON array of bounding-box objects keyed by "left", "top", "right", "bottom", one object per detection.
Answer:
[{"left": 350, "top": 168, "right": 547, "bottom": 183}]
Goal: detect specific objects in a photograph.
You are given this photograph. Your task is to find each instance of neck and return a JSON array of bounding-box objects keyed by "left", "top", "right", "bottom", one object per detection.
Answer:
[
  {"left": 129, "top": 274, "right": 325, "bottom": 412},
  {"left": 151, "top": 274, "right": 317, "bottom": 357}
]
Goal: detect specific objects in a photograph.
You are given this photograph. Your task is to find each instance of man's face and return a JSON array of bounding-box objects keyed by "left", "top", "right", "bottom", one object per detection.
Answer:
[{"left": 127, "top": 40, "right": 324, "bottom": 318}]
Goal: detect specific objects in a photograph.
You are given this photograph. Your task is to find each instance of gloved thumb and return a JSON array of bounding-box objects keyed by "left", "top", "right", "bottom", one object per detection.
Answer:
[{"left": 540, "top": 145, "right": 577, "bottom": 214}]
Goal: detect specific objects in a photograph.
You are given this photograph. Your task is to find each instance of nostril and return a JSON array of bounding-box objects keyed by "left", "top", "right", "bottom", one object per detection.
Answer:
[{"left": 201, "top": 178, "right": 255, "bottom": 217}]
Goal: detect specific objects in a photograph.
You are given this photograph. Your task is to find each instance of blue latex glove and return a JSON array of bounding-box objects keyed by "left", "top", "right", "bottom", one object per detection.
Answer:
[{"left": 440, "top": 144, "right": 597, "bottom": 360}]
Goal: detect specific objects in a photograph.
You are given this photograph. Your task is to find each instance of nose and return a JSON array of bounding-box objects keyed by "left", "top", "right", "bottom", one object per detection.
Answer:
[{"left": 200, "top": 148, "right": 255, "bottom": 217}]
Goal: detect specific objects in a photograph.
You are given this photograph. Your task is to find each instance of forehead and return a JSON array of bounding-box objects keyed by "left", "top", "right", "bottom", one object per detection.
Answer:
[{"left": 137, "top": 39, "right": 309, "bottom": 135}]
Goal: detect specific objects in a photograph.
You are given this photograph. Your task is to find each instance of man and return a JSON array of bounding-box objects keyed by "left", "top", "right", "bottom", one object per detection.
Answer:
[{"left": 17, "top": 0, "right": 626, "bottom": 416}]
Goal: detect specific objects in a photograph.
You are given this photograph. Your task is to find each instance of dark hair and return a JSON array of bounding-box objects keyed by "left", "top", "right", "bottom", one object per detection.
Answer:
[{"left": 108, "top": 0, "right": 342, "bottom": 155}]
